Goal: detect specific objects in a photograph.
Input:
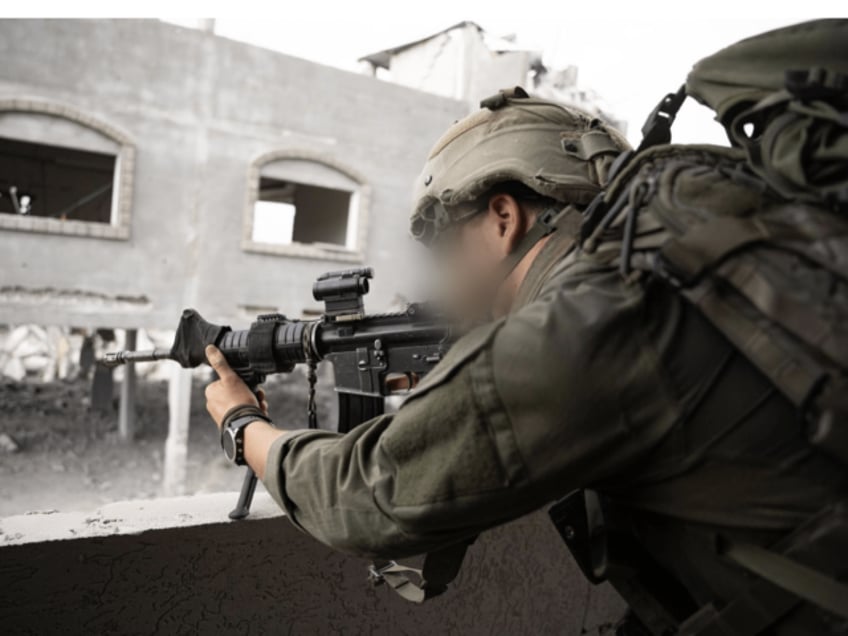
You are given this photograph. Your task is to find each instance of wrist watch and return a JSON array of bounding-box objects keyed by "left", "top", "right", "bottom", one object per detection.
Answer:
[{"left": 221, "top": 415, "right": 267, "bottom": 466}]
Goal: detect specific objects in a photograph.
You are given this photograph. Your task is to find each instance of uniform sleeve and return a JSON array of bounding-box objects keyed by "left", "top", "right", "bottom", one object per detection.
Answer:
[{"left": 261, "top": 267, "right": 682, "bottom": 560}]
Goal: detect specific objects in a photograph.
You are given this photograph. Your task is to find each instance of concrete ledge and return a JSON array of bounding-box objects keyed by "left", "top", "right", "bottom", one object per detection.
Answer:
[
  {"left": 0, "top": 215, "right": 131, "bottom": 240},
  {"left": 0, "top": 493, "right": 625, "bottom": 634},
  {"left": 0, "top": 492, "right": 281, "bottom": 546}
]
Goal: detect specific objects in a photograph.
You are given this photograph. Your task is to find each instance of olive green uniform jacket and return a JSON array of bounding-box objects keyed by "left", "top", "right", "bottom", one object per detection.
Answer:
[{"left": 262, "top": 230, "right": 846, "bottom": 629}]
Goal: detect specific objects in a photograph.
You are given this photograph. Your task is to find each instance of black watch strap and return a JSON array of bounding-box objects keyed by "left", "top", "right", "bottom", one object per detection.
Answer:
[
  {"left": 220, "top": 405, "right": 272, "bottom": 465},
  {"left": 229, "top": 414, "right": 267, "bottom": 431},
  {"left": 221, "top": 404, "right": 271, "bottom": 430}
]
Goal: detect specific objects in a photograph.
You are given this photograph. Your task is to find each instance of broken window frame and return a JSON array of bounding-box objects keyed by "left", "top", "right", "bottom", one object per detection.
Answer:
[
  {"left": 242, "top": 150, "right": 369, "bottom": 262},
  {"left": 0, "top": 99, "right": 135, "bottom": 240}
]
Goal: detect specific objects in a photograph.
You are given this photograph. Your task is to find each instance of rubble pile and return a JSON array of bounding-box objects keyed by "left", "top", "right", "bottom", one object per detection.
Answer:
[
  {"left": 0, "top": 326, "right": 175, "bottom": 382},
  {"left": 0, "top": 325, "right": 80, "bottom": 382}
]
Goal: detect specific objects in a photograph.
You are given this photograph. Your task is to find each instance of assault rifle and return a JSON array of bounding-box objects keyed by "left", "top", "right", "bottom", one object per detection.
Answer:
[{"left": 101, "top": 267, "right": 451, "bottom": 519}]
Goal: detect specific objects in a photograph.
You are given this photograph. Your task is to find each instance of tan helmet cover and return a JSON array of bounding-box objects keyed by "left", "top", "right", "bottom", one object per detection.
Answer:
[{"left": 410, "top": 87, "right": 629, "bottom": 243}]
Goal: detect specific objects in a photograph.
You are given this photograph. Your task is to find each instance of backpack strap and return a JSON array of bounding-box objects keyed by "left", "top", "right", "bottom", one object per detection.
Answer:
[
  {"left": 655, "top": 215, "right": 781, "bottom": 287},
  {"left": 679, "top": 500, "right": 848, "bottom": 635},
  {"left": 719, "top": 540, "right": 848, "bottom": 621},
  {"left": 674, "top": 274, "right": 827, "bottom": 410}
]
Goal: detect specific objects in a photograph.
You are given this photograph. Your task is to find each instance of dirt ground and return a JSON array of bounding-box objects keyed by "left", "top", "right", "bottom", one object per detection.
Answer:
[{"left": 0, "top": 369, "right": 336, "bottom": 517}]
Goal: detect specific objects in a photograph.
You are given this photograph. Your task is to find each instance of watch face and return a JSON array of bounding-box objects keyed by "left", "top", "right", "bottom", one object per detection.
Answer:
[{"left": 223, "top": 428, "right": 237, "bottom": 462}]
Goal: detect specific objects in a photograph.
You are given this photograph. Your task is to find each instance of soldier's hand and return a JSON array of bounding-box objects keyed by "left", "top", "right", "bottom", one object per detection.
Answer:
[
  {"left": 385, "top": 372, "right": 420, "bottom": 392},
  {"left": 204, "top": 345, "right": 263, "bottom": 430}
]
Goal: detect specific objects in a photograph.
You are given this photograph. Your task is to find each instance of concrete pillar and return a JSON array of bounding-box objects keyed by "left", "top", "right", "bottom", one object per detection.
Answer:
[
  {"left": 162, "top": 366, "right": 192, "bottom": 496},
  {"left": 78, "top": 334, "right": 95, "bottom": 377},
  {"left": 118, "top": 329, "right": 137, "bottom": 441},
  {"left": 90, "top": 362, "right": 114, "bottom": 413}
]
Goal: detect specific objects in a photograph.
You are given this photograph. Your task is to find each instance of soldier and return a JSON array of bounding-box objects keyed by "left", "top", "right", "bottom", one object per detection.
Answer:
[{"left": 205, "top": 21, "right": 848, "bottom": 635}]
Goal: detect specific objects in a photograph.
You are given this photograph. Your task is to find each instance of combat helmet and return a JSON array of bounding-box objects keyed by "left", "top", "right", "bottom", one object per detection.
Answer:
[{"left": 410, "top": 87, "right": 630, "bottom": 244}]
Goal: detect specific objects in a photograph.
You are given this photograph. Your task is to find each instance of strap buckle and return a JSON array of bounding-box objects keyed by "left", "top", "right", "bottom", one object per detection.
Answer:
[
  {"left": 537, "top": 207, "right": 561, "bottom": 235},
  {"left": 637, "top": 85, "right": 687, "bottom": 152}
]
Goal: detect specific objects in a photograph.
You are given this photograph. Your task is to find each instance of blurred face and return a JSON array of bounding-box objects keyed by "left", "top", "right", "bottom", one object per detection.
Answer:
[{"left": 431, "top": 194, "right": 530, "bottom": 324}]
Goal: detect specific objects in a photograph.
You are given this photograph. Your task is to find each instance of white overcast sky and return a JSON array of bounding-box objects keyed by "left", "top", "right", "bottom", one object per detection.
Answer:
[{"left": 15, "top": 0, "right": 847, "bottom": 145}]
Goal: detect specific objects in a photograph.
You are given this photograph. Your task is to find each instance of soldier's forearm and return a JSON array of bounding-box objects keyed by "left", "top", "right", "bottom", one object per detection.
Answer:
[{"left": 244, "top": 421, "right": 287, "bottom": 480}]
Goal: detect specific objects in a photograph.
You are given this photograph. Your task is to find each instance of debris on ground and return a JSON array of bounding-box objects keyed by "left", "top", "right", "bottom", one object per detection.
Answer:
[
  {"left": 0, "top": 367, "right": 336, "bottom": 516},
  {"left": 0, "top": 432, "right": 19, "bottom": 453}
]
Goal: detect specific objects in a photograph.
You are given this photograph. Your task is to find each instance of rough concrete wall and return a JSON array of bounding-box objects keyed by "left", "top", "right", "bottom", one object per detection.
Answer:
[
  {"left": 390, "top": 30, "right": 471, "bottom": 99},
  {"left": 0, "top": 494, "right": 625, "bottom": 635},
  {"left": 0, "top": 19, "right": 466, "bottom": 330},
  {"left": 468, "top": 49, "right": 533, "bottom": 105}
]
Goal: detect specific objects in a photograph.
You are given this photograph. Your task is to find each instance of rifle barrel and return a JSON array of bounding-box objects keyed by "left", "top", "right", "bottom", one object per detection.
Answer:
[{"left": 101, "top": 348, "right": 173, "bottom": 368}]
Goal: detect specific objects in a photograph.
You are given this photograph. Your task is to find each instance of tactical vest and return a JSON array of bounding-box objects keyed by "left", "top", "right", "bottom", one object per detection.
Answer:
[{"left": 549, "top": 19, "right": 848, "bottom": 635}]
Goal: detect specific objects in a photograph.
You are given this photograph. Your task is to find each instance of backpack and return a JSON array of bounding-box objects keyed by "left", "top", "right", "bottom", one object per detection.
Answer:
[
  {"left": 582, "top": 17, "right": 848, "bottom": 473},
  {"left": 555, "top": 18, "right": 848, "bottom": 635}
]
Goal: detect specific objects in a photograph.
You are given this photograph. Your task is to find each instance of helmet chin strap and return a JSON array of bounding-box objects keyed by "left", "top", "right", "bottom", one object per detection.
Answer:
[{"left": 499, "top": 206, "right": 568, "bottom": 282}]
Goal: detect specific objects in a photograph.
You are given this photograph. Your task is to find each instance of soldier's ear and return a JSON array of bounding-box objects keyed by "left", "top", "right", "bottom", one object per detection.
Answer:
[{"left": 487, "top": 193, "right": 525, "bottom": 253}]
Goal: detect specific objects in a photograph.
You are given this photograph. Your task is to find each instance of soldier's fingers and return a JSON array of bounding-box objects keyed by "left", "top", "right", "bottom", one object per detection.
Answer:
[
  {"left": 205, "top": 345, "right": 236, "bottom": 380},
  {"left": 385, "top": 372, "right": 419, "bottom": 392},
  {"left": 255, "top": 388, "right": 270, "bottom": 415}
]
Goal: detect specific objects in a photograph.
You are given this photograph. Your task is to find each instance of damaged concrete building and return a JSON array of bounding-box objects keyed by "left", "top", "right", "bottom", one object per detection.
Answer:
[
  {"left": 0, "top": 18, "right": 467, "bottom": 489},
  {"left": 0, "top": 20, "right": 464, "bottom": 331}
]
